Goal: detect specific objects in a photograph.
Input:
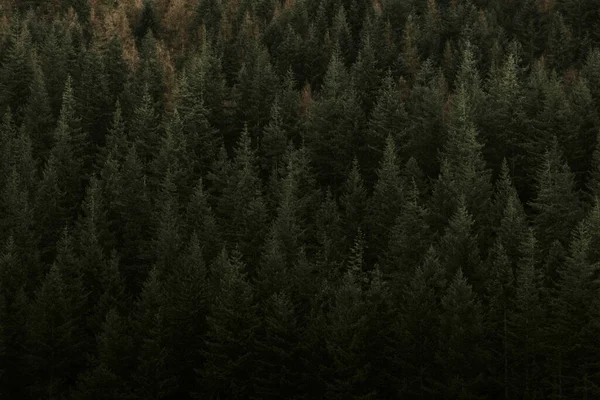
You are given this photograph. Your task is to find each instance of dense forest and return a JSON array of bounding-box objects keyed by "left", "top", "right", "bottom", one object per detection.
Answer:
[{"left": 1, "top": 0, "right": 600, "bottom": 398}]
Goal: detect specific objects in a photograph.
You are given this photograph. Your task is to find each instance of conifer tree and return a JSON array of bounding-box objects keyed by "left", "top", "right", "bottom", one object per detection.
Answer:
[
  {"left": 200, "top": 249, "right": 259, "bottom": 399},
  {"left": 98, "top": 101, "right": 129, "bottom": 169},
  {"left": 306, "top": 47, "right": 365, "bottom": 187},
  {"left": 400, "top": 246, "right": 445, "bottom": 397},
  {"left": 131, "top": 266, "right": 178, "bottom": 400},
  {"left": 529, "top": 137, "right": 582, "bottom": 256},
  {"left": 364, "top": 70, "right": 408, "bottom": 184},
  {"left": 185, "top": 178, "right": 220, "bottom": 262},
  {"left": 589, "top": 129, "right": 600, "bottom": 198},
  {"left": 485, "top": 240, "right": 515, "bottom": 398},
  {"left": 339, "top": 157, "right": 368, "bottom": 253},
  {"left": 351, "top": 35, "right": 381, "bottom": 114},
  {"left": 116, "top": 145, "right": 153, "bottom": 291},
  {"left": 437, "top": 268, "right": 486, "bottom": 399},
  {"left": 510, "top": 228, "right": 545, "bottom": 399},
  {"left": 547, "top": 221, "right": 600, "bottom": 398},
  {"left": 25, "top": 264, "right": 85, "bottom": 399},
  {"left": 151, "top": 110, "right": 191, "bottom": 198},
  {"left": 383, "top": 179, "right": 431, "bottom": 283},
  {"left": 161, "top": 234, "right": 211, "bottom": 396},
  {"left": 253, "top": 291, "right": 303, "bottom": 399},
  {"left": 77, "top": 42, "right": 110, "bottom": 149},
  {"left": 430, "top": 84, "right": 492, "bottom": 233},
  {"left": 175, "top": 69, "right": 219, "bottom": 177},
  {"left": 22, "top": 55, "right": 53, "bottom": 163},
  {"left": 0, "top": 237, "right": 28, "bottom": 398},
  {"left": 128, "top": 84, "right": 160, "bottom": 167},
  {"left": 367, "top": 135, "right": 404, "bottom": 264},
  {"left": 218, "top": 128, "right": 267, "bottom": 266}
]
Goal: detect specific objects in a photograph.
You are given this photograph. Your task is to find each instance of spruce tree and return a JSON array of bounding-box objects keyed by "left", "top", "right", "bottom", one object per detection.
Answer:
[
  {"left": 25, "top": 264, "right": 85, "bottom": 399},
  {"left": 200, "top": 249, "right": 259, "bottom": 399},
  {"left": 437, "top": 268, "right": 486, "bottom": 399},
  {"left": 510, "top": 228, "right": 545, "bottom": 399},
  {"left": 366, "top": 135, "right": 404, "bottom": 264},
  {"left": 438, "top": 197, "right": 482, "bottom": 291},
  {"left": 364, "top": 70, "right": 408, "bottom": 185},
  {"left": 383, "top": 178, "right": 431, "bottom": 284},
  {"left": 529, "top": 136, "right": 583, "bottom": 257},
  {"left": 430, "top": 84, "right": 492, "bottom": 233}
]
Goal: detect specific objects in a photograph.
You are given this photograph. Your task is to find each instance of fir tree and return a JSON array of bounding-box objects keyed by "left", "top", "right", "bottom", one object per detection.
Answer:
[
  {"left": 529, "top": 137, "right": 583, "bottom": 257},
  {"left": 200, "top": 249, "right": 259, "bottom": 399},
  {"left": 366, "top": 135, "right": 404, "bottom": 264}
]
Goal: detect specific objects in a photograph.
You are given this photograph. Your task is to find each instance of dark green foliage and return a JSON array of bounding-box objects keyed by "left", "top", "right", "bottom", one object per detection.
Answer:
[
  {"left": 3, "top": 2, "right": 600, "bottom": 398},
  {"left": 200, "top": 250, "right": 259, "bottom": 399}
]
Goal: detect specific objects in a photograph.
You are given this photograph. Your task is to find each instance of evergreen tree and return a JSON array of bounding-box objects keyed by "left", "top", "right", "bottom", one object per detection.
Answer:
[
  {"left": 366, "top": 135, "right": 404, "bottom": 264},
  {"left": 438, "top": 197, "right": 483, "bottom": 291},
  {"left": 25, "top": 264, "right": 85, "bottom": 399},
  {"left": 547, "top": 221, "right": 600, "bottom": 398},
  {"left": 383, "top": 178, "right": 431, "bottom": 283},
  {"left": 589, "top": 129, "right": 600, "bottom": 198},
  {"left": 400, "top": 246, "right": 446, "bottom": 398},
  {"left": 529, "top": 137, "right": 583, "bottom": 257},
  {"left": 510, "top": 228, "right": 545, "bottom": 399},
  {"left": 22, "top": 54, "right": 53, "bottom": 163},
  {"left": 218, "top": 128, "right": 267, "bottom": 267},
  {"left": 306, "top": 47, "right": 365, "bottom": 187},
  {"left": 364, "top": 70, "right": 408, "bottom": 185},
  {"left": 437, "top": 268, "right": 486, "bottom": 399},
  {"left": 339, "top": 157, "right": 368, "bottom": 253},
  {"left": 430, "top": 84, "right": 492, "bottom": 233},
  {"left": 199, "top": 249, "right": 259, "bottom": 399}
]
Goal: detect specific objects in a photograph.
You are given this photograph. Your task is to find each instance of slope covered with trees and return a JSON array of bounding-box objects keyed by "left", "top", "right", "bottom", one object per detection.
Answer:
[{"left": 1, "top": 0, "right": 600, "bottom": 398}]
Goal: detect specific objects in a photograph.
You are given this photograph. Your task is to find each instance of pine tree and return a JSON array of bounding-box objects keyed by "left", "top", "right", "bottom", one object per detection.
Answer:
[
  {"left": 260, "top": 96, "right": 288, "bottom": 175},
  {"left": 383, "top": 178, "right": 431, "bottom": 284},
  {"left": 510, "top": 228, "right": 545, "bottom": 399},
  {"left": 25, "top": 264, "right": 85, "bottom": 399},
  {"left": 0, "top": 22, "right": 32, "bottom": 123},
  {"left": 367, "top": 135, "right": 404, "bottom": 264},
  {"left": 218, "top": 128, "right": 267, "bottom": 267},
  {"left": 74, "top": 177, "right": 111, "bottom": 333},
  {"left": 483, "top": 52, "right": 527, "bottom": 182},
  {"left": 185, "top": 178, "right": 220, "bottom": 262},
  {"left": 364, "top": 70, "right": 408, "bottom": 185},
  {"left": 128, "top": 84, "right": 160, "bottom": 167},
  {"left": 199, "top": 249, "right": 259, "bottom": 399},
  {"left": 324, "top": 244, "right": 372, "bottom": 399},
  {"left": 175, "top": 69, "right": 219, "bottom": 177},
  {"left": 253, "top": 291, "right": 303, "bottom": 399},
  {"left": 116, "top": 145, "right": 153, "bottom": 292},
  {"left": 351, "top": 35, "right": 382, "bottom": 114},
  {"left": 430, "top": 84, "right": 492, "bottom": 233},
  {"left": 98, "top": 101, "right": 129, "bottom": 169},
  {"left": 400, "top": 246, "right": 446, "bottom": 397},
  {"left": 131, "top": 266, "right": 179, "bottom": 400},
  {"left": 161, "top": 234, "right": 212, "bottom": 397},
  {"left": 437, "top": 268, "right": 486, "bottom": 399},
  {"left": 22, "top": 54, "right": 53, "bottom": 163},
  {"left": 306, "top": 47, "right": 365, "bottom": 187},
  {"left": 77, "top": 42, "right": 110, "bottom": 149},
  {"left": 151, "top": 109, "right": 191, "bottom": 198},
  {"left": 547, "top": 221, "right": 600, "bottom": 398},
  {"left": 0, "top": 237, "right": 28, "bottom": 399},
  {"left": 438, "top": 197, "right": 483, "bottom": 291},
  {"left": 485, "top": 240, "right": 515, "bottom": 398},
  {"left": 404, "top": 63, "right": 448, "bottom": 178},
  {"left": 529, "top": 137, "right": 583, "bottom": 257},
  {"left": 339, "top": 157, "right": 368, "bottom": 253},
  {"left": 588, "top": 129, "right": 600, "bottom": 198}
]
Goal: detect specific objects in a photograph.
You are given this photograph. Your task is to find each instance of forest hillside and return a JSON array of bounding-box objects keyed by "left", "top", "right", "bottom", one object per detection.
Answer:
[{"left": 1, "top": 0, "right": 600, "bottom": 398}]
